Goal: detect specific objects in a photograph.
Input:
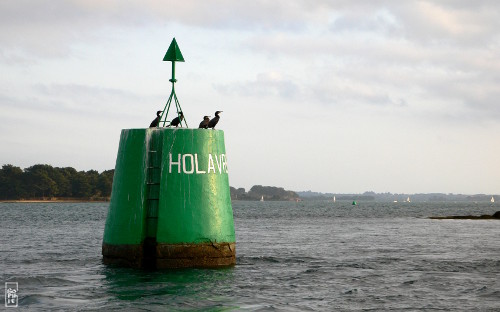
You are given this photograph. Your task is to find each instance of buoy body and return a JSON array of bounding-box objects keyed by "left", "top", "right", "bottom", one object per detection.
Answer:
[{"left": 102, "top": 128, "right": 235, "bottom": 268}]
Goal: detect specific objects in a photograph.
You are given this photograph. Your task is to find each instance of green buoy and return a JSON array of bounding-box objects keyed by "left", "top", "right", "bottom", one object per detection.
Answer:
[
  {"left": 352, "top": 201, "right": 357, "bottom": 205},
  {"left": 102, "top": 39, "right": 235, "bottom": 268}
]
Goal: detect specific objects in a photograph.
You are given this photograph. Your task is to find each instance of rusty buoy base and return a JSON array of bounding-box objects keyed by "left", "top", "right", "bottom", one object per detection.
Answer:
[{"left": 102, "top": 242, "right": 235, "bottom": 269}]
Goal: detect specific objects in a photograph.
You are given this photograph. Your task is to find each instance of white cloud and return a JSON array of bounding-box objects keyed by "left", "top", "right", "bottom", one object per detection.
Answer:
[{"left": 1, "top": 0, "right": 499, "bottom": 193}]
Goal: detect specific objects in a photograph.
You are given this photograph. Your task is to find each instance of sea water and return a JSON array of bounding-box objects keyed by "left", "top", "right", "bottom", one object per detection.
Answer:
[{"left": 0, "top": 201, "right": 498, "bottom": 310}]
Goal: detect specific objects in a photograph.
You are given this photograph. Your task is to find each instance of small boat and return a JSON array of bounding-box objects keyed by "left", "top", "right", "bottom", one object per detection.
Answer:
[
  {"left": 491, "top": 196, "right": 495, "bottom": 203},
  {"left": 333, "top": 196, "right": 336, "bottom": 203},
  {"left": 406, "top": 196, "right": 411, "bottom": 203},
  {"left": 260, "top": 196, "right": 264, "bottom": 202},
  {"left": 352, "top": 201, "right": 357, "bottom": 205}
]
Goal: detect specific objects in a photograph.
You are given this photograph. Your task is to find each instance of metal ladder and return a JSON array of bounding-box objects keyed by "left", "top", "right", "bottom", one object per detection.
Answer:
[{"left": 143, "top": 131, "right": 162, "bottom": 268}]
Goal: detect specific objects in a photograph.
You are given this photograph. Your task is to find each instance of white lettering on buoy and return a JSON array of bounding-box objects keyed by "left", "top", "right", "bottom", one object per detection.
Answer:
[
  {"left": 169, "top": 153, "right": 181, "bottom": 173},
  {"left": 207, "top": 154, "right": 216, "bottom": 173},
  {"left": 215, "top": 154, "right": 222, "bottom": 174},
  {"left": 195, "top": 154, "right": 206, "bottom": 174},
  {"left": 182, "top": 154, "right": 194, "bottom": 174},
  {"left": 168, "top": 153, "right": 228, "bottom": 174},
  {"left": 221, "top": 154, "right": 228, "bottom": 173}
]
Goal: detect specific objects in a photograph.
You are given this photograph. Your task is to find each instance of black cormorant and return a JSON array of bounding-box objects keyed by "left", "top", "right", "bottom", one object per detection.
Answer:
[
  {"left": 149, "top": 110, "right": 162, "bottom": 128},
  {"left": 169, "top": 112, "right": 184, "bottom": 127},
  {"left": 198, "top": 116, "right": 210, "bottom": 129},
  {"left": 207, "top": 111, "right": 222, "bottom": 129}
]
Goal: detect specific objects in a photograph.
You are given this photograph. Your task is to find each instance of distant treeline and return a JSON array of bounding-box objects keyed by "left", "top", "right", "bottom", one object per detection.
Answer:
[
  {"left": 0, "top": 164, "right": 114, "bottom": 200},
  {"left": 0, "top": 164, "right": 302, "bottom": 202},
  {"left": 231, "top": 185, "right": 300, "bottom": 201}
]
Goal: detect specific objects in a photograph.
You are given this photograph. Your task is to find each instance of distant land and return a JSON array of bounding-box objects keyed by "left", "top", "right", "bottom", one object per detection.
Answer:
[
  {"left": 231, "top": 187, "right": 498, "bottom": 202},
  {"left": 296, "top": 190, "right": 498, "bottom": 203},
  {"left": 230, "top": 185, "right": 300, "bottom": 201},
  {"left": 0, "top": 164, "right": 497, "bottom": 202},
  {"left": 0, "top": 164, "right": 113, "bottom": 201}
]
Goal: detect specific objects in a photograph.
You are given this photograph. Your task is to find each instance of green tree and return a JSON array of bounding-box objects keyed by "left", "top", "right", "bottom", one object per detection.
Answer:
[
  {"left": 85, "top": 170, "right": 100, "bottom": 197},
  {"left": 52, "top": 168, "right": 71, "bottom": 197},
  {"left": 97, "top": 170, "right": 114, "bottom": 197},
  {"left": 24, "top": 164, "right": 59, "bottom": 198},
  {"left": 0, "top": 165, "right": 25, "bottom": 199},
  {"left": 71, "top": 171, "right": 92, "bottom": 198},
  {"left": 60, "top": 167, "right": 78, "bottom": 197}
]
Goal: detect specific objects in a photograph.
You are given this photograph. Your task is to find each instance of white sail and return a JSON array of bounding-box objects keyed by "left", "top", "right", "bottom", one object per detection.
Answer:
[
  {"left": 333, "top": 196, "right": 336, "bottom": 203},
  {"left": 260, "top": 195, "right": 264, "bottom": 202},
  {"left": 491, "top": 196, "right": 495, "bottom": 203}
]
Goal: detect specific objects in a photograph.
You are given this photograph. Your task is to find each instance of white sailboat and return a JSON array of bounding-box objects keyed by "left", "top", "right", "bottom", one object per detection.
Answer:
[
  {"left": 491, "top": 196, "right": 495, "bottom": 203},
  {"left": 406, "top": 196, "right": 411, "bottom": 203},
  {"left": 260, "top": 195, "right": 264, "bottom": 202},
  {"left": 333, "top": 196, "right": 336, "bottom": 203}
]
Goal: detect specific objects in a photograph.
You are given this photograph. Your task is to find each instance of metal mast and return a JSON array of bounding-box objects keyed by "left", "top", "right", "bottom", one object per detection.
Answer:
[{"left": 159, "top": 38, "right": 188, "bottom": 127}]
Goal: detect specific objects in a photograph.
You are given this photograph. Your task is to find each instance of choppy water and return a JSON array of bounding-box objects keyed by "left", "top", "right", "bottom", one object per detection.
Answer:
[{"left": 1, "top": 201, "right": 499, "bottom": 311}]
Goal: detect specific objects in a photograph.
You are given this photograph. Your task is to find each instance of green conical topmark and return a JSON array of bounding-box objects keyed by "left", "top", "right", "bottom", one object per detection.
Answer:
[
  {"left": 158, "top": 38, "right": 188, "bottom": 127},
  {"left": 163, "top": 38, "right": 185, "bottom": 62}
]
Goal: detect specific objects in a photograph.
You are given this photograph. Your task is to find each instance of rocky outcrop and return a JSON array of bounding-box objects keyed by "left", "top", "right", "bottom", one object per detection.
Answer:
[{"left": 430, "top": 211, "right": 500, "bottom": 220}]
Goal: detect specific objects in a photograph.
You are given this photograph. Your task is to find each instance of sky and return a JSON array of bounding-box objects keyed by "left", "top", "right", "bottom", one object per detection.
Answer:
[{"left": 1, "top": 1, "right": 499, "bottom": 194}]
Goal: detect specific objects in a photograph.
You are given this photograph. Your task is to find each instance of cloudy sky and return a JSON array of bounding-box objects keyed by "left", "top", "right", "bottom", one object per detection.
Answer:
[{"left": 1, "top": 1, "right": 499, "bottom": 194}]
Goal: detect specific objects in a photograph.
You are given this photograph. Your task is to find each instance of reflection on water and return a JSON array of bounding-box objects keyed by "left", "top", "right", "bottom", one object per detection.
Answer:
[{"left": 100, "top": 266, "right": 238, "bottom": 309}]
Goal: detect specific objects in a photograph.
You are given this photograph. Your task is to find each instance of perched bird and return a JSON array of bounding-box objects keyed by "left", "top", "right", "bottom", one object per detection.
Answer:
[
  {"left": 169, "top": 111, "right": 184, "bottom": 127},
  {"left": 198, "top": 116, "right": 210, "bottom": 129},
  {"left": 149, "top": 110, "right": 162, "bottom": 128},
  {"left": 208, "top": 111, "right": 222, "bottom": 129}
]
